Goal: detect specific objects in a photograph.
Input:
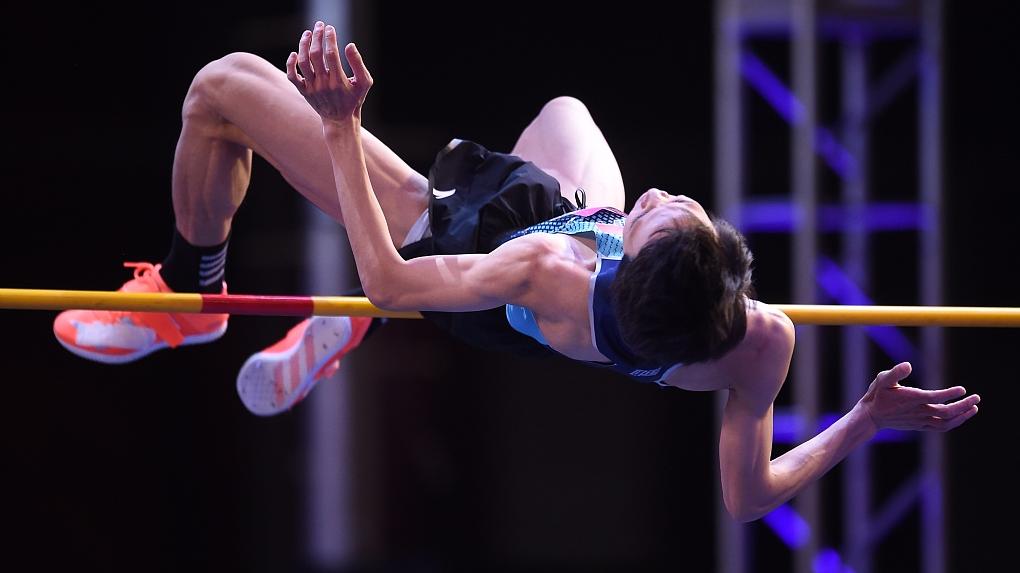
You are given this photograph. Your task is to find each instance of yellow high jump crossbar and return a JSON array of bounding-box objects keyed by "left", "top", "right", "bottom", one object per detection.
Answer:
[{"left": 1, "top": 288, "right": 1020, "bottom": 327}]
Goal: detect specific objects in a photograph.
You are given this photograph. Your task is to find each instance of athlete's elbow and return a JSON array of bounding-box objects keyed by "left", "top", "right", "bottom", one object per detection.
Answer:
[
  {"left": 722, "top": 483, "right": 773, "bottom": 523},
  {"left": 725, "top": 497, "right": 770, "bottom": 523},
  {"left": 358, "top": 266, "right": 410, "bottom": 310},
  {"left": 365, "top": 289, "right": 396, "bottom": 311},
  {"left": 361, "top": 277, "right": 400, "bottom": 310},
  {"left": 366, "top": 282, "right": 415, "bottom": 311},
  {"left": 723, "top": 489, "right": 751, "bottom": 522},
  {"left": 726, "top": 506, "right": 754, "bottom": 523},
  {"left": 366, "top": 283, "right": 423, "bottom": 311}
]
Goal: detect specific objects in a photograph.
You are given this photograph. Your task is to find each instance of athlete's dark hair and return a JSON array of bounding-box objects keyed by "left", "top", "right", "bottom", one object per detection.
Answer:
[{"left": 611, "top": 216, "right": 754, "bottom": 365}]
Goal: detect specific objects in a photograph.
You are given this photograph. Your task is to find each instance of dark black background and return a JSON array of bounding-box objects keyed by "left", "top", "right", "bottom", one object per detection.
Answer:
[{"left": 0, "top": 1, "right": 1016, "bottom": 571}]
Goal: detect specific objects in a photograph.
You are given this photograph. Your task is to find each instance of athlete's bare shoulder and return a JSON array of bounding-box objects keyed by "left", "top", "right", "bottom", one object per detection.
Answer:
[
  {"left": 731, "top": 300, "right": 795, "bottom": 377},
  {"left": 661, "top": 299, "right": 794, "bottom": 394},
  {"left": 744, "top": 299, "right": 796, "bottom": 343},
  {"left": 723, "top": 299, "right": 796, "bottom": 405}
]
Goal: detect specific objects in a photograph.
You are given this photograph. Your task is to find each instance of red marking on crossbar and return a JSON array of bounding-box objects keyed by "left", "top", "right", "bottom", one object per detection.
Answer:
[{"left": 200, "top": 294, "right": 315, "bottom": 316}]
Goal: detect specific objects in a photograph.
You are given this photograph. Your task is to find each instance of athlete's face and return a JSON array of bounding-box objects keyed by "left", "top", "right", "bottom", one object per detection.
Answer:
[{"left": 623, "top": 189, "right": 715, "bottom": 258}]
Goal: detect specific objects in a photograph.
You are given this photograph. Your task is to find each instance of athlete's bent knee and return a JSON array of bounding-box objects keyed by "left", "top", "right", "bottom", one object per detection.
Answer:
[
  {"left": 541, "top": 95, "right": 591, "bottom": 117},
  {"left": 184, "top": 52, "right": 267, "bottom": 120}
]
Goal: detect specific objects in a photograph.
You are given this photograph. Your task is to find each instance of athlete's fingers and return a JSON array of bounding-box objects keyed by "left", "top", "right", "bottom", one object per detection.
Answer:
[
  {"left": 874, "top": 362, "right": 912, "bottom": 387},
  {"left": 309, "top": 21, "right": 326, "bottom": 81},
  {"left": 323, "top": 25, "right": 349, "bottom": 88},
  {"left": 345, "top": 41, "right": 373, "bottom": 90},
  {"left": 902, "top": 385, "right": 968, "bottom": 404},
  {"left": 296, "top": 29, "right": 314, "bottom": 81},
  {"left": 924, "top": 394, "right": 981, "bottom": 418},
  {"left": 286, "top": 52, "right": 304, "bottom": 92},
  {"left": 927, "top": 405, "right": 979, "bottom": 432}
]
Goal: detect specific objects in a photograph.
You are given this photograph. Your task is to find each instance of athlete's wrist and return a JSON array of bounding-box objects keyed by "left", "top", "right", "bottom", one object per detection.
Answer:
[
  {"left": 322, "top": 116, "right": 361, "bottom": 136},
  {"left": 850, "top": 399, "right": 881, "bottom": 437}
]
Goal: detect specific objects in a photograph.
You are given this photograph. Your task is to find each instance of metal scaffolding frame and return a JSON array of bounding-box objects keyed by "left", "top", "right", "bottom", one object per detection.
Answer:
[
  {"left": 303, "top": 1, "right": 357, "bottom": 571},
  {"left": 714, "top": 1, "right": 944, "bottom": 572}
]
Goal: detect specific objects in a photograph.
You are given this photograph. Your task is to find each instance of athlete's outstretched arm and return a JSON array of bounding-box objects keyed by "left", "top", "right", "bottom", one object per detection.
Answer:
[
  {"left": 285, "top": 22, "right": 547, "bottom": 312},
  {"left": 713, "top": 308, "right": 981, "bottom": 522}
]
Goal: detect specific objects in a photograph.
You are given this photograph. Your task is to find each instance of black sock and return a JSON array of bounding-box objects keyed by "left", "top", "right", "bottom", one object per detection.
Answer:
[{"left": 161, "top": 227, "right": 230, "bottom": 293}]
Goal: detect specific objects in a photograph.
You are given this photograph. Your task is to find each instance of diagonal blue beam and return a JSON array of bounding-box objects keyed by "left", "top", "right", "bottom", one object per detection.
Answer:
[
  {"left": 762, "top": 505, "right": 858, "bottom": 572},
  {"left": 764, "top": 503, "right": 811, "bottom": 549},
  {"left": 741, "top": 51, "right": 857, "bottom": 178},
  {"left": 816, "top": 257, "right": 918, "bottom": 364},
  {"left": 773, "top": 409, "right": 911, "bottom": 445},
  {"left": 866, "top": 472, "right": 924, "bottom": 547},
  {"left": 814, "top": 547, "right": 857, "bottom": 573},
  {"left": 825, "top": 47, "right": 920, "bottom": 136},
  {"left": 866, "top": 48, "right": 918, "bottom": 121}
]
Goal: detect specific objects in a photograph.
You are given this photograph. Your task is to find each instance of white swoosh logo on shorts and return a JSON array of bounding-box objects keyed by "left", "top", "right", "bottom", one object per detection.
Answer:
[{"left": 432, "top": 188, "right": 456, "bottom": 199}]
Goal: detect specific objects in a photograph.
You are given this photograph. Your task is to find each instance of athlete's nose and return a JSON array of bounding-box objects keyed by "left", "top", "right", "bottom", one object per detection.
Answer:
[
  {"left": 640, "top": 188, "right": 665, "bottom": 207},
  {"left": 638, "top": 189, "right": 657, "bottom": 209}
]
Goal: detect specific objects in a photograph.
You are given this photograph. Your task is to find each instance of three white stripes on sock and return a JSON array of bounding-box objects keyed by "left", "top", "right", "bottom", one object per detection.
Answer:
[{"left": 198, "top": 245, "right": 228, "bottom": 287}]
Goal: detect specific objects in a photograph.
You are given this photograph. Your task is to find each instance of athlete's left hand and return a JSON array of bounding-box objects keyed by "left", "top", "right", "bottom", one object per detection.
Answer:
[
  {"left": 856, "top": 362, "right": 981, "bottom": 433},
  {"left": 286, "top": 21, "right": 373, "bottom": 124}
]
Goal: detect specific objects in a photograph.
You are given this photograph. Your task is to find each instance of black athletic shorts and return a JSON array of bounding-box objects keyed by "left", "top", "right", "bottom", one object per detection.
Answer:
[{"left": 396, "top": 139, "right": 578, "bottom": 357}]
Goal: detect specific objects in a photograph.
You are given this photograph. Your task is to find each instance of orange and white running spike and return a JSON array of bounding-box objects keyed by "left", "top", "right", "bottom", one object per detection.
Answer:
[
  {"left": 236, "top": 315, "right": 373, "bottom": 416},
  {"left": 52, "top": 262, "right": 229, "bottom": 364}
]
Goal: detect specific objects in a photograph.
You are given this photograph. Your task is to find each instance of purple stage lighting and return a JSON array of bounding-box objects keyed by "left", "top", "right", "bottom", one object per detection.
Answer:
[
  {"left": 773, "top": 410, "right": 912, "bottom": 445},
  {"left": 739, "top": 200, "right": 926, "bottom": 233},
  {"left": 816, "top": 256, "right": 918, "bottom": 364},
  {"left": 814, "top": 547, "right": 856, "bottom": 573},
  {"left": 740, "top": 51, "right": 857, "bottom": 178},
  {"left": 763, "top": 504, "right": 811, "bottom": 549}
]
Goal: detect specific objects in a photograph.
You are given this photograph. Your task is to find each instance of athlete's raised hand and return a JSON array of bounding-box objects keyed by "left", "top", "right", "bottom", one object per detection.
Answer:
[
  {"left": 286, "top": 21, "right": 373, "bottom": 124},
  {"left": 857, "top": 362, "right": 980, "bottom": 432}
]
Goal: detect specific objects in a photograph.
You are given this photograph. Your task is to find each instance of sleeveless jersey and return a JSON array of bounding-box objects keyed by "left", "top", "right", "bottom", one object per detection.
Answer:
[{"left": 504, "top": 207, "right": 682, "bottom": 385}]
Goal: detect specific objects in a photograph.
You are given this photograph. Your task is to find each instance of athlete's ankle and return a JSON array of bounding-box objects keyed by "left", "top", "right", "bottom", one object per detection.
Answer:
[{"left": 160, "top": 225, "right": 229, "bottom": 293}]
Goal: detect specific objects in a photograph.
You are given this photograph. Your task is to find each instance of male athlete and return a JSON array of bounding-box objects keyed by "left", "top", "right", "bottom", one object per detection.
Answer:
[{"left": 54, "top": 21, "right": 979, "bottom": 522}]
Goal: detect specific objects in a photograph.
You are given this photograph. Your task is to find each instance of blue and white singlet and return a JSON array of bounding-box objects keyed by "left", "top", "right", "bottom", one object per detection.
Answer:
[{"left": 503, "top": 207, "right": 682, "bottom": 385}]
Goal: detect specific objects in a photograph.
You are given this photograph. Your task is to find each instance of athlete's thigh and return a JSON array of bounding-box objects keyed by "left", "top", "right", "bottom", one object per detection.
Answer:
[
  {"left": 201, "top": 52, "right": 428, "bottom": 246},
  {"left": 510, "top": 96, "right": 625, "bottom": 211}
]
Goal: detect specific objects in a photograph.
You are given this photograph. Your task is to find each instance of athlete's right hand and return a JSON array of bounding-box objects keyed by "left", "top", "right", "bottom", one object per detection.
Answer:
[{"left": 286, "top": 20, "right": 373, "bottom": 125}]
